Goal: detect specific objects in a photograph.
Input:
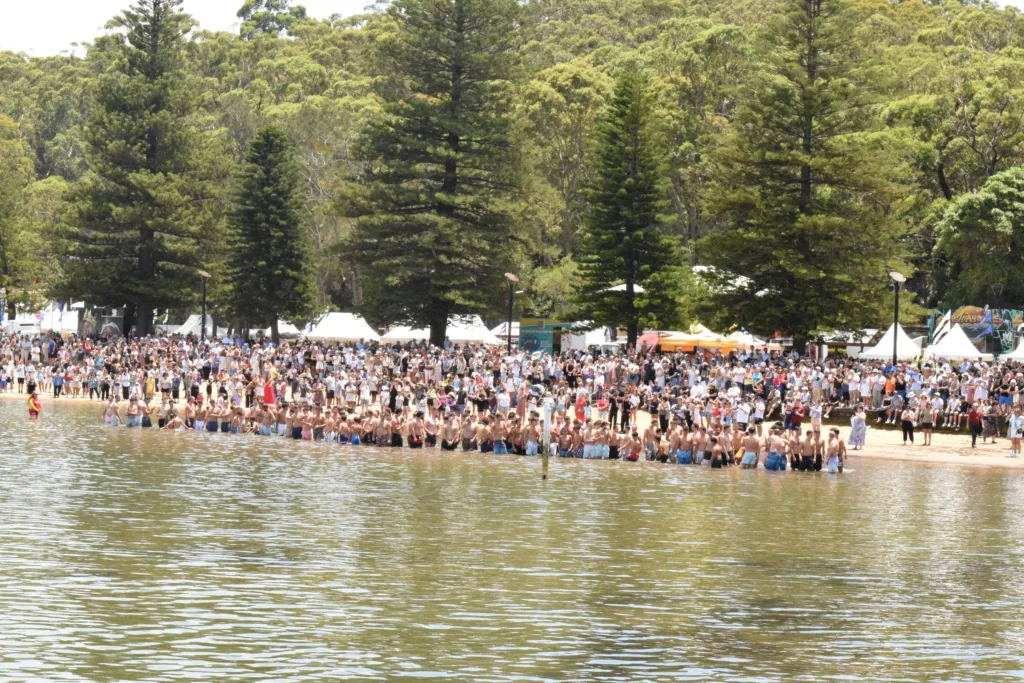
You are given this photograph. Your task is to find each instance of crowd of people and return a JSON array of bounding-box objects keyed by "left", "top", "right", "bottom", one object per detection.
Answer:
[{"left": 5, "top": 330, "right": 1024, "bottom": 463}]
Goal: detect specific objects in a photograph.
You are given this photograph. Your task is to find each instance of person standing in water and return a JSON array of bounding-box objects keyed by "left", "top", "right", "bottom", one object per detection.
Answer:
[
  {"left": 740, "top": 428, "right": 760, "bottom": 469},
  {"left": 27, "top": 390, "right": 41, "bottom": 419},
  {"left": 104, "top": 396, "right": 121, "bottom": 427},
  {"left": 827, "top": 428, "right": 846, "bottom": 473}
]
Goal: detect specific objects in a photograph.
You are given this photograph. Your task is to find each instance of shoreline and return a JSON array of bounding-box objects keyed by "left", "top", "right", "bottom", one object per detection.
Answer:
[{"left": 5, "top": 390, "right": 1024, "bottom": 471}]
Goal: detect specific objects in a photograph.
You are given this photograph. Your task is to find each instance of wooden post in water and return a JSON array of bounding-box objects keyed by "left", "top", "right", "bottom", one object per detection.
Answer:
[{"left": 541, "top": 394, "right": 553, "bottom": 480}]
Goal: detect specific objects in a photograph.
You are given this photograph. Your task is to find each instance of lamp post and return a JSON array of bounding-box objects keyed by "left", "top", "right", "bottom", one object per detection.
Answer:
[
  {"left": 992, "top": 282, "right": 1004, "bottom": 309},
  {"left": 0, "top": 287, "right": 7, "bottom": 326},
  {"left": 198, "top": 270, "right": 210, "bottom": 342},
  {"left": 889, "top": 271, "right": 906, "bottom": 367},
  {"left": 504, "top": 273, "right": 518, "bottom": 355}
]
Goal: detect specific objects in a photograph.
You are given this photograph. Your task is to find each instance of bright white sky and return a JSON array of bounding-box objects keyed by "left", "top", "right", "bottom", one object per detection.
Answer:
[
  {"left": 3, "top": 0, "right": 1024, "bottom": 56},
  {"left": 2, "top": 0, "right": 372, "bottom": 56}
]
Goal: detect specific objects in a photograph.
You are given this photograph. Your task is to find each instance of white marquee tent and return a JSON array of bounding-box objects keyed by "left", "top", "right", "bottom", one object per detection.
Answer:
[
  {"left": 174, "top": 314, "right": 214, "bottom": 338},
  {"left": 382, "top": 315, "right": 502, "bottom": 345},
  {"left": 1003, "top": 340, "right": 1024, "bottom": 361},
  {"left": 927, "top": 324, "right": 992, "bottom": 361},
  {"left": 490, "top": 321, "right": 519, "bottom": 339},
  {"left": 305, "top": 312, "right": 379, "bottom": 342},
  {"left": 263, "top": 320, "right": 303, "bottom": 338},
  {"left": 858, "top": 323, "right": 920, "bottom": 360},
  {"left": 245, "top": 320, "right": 304, "bottom": 339}
]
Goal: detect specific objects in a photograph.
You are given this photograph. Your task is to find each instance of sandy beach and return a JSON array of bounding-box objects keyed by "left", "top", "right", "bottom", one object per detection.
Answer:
[{"left": 844, "top": 421, "right": 1024, "bottom": 469}]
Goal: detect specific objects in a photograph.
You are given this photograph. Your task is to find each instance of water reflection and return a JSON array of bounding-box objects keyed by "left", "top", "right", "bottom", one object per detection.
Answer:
[{"left": 0, "top": 401, "right": 1021, "bottom": 680}]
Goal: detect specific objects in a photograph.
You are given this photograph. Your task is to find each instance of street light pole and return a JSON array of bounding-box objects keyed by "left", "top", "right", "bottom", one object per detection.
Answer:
[
  {"left": 504, "top": 273, "right": 519, "bottom": 355},
  {"left": 992, "top": 282, "right": 1004, "bottom": 309},
  {"left": 198, "top": 270, "right": 211, "bottom": 342},
  {"left": 889, "top": 271, "right": 906, "bottom": 367}
]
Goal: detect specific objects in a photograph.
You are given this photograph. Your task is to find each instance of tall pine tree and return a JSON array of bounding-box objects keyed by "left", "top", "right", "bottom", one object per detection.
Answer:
[
  {"left": 699, "top": 0, "right": 910, "bottom": 345},
  {"left": 227, "top": 125, "right": 315, "bottom": 342},
  {"left": 576, "top": 70, "right": 685, "bottom": 348},
  {"left": 347, "top": 0, "right": 521, "bottom": 346},
  {"left": 63, "top": 0, "right": 225, "bottom": 336}
]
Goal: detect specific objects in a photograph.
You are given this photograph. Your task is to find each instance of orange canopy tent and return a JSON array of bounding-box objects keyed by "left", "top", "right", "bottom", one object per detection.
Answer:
[
  {"left": 686, "top": 324, "right": 738, "bottom": 351},
  {"left": 659, "top": 333, "right": 696, "bottom": 352}
]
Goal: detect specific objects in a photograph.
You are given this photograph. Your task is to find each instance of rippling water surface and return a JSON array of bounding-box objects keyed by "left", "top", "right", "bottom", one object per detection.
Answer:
[{"left": 2, "top": 401, "right": 1024, "bottom": 681}]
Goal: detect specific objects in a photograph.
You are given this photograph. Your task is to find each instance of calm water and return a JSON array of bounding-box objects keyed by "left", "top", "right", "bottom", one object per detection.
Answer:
[{"left": 1, "top": 401, "right": 1024, "bottom": 682}]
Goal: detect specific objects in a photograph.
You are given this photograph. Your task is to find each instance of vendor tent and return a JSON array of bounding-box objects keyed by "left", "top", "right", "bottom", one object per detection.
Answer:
[
  {"left": 858, "top": 323, "right": 919, "bottom": 360},
  {"left": 660, "top": 332, "right": 696, "bottom": 352},
  {"left": 565, "top": 322, "right": 615, "bottom": 351},
  {"left": 174, "top": 314, "right": 213, "bottom": 338},
  {"left": 686, "top": 323, "right": 738, "bottom": 350},
  {"left": 927, "top": 324, "right": 992, "bottom": 361},
  {"left": 382, "top": 315, "right": 502, "bottom": 345},
  {"left": 1003, "top": 340, "right": 1024, "bottom": 361},
  {"left": 491, "top": 321, "right": 519, "bottom": 339},
  {"left": 250, "top": 320, "right": 303, "bottom": 339},
  {"left": 305, "top": 312, "right": 379, "bottom": 342},
  {"left": 637, "top": 330, "right": 663, "bottom": 349},
  {"left": 727, "top": 330, "right": 766, "bottom": 349}
]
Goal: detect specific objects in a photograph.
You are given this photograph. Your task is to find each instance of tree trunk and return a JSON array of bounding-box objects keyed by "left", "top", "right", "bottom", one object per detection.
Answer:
[
  {"left": 936, "top": 163, "right": 953, "bottom": 201},
  {"left": 626, "top": 280, "right": 637, "bottom": 348},
  {"left": 428, "top": 305, "right": 448, "bottom": 348},
  {"left": 123, "top": 303, "right": 137, "bottom": 337},
  {"left": 136, "top": 305, "right": 153, "bottom": 337},
  {"left": 792, "top": 334, "right": 808, "bottom": 357},
  {"left": 271, "top": 318, "right": 280, "bottom": 345}
]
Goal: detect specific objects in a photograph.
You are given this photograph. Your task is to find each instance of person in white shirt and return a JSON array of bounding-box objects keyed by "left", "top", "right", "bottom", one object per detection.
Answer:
[
  {"left": 736, "top": 401, "right": 751, "bottom": 430},
  {"left": 753, "top": 398, "right": 766, "bottom": 436},
  {"left": 1010, "top": 406, "right": 1024, "bottom": 458}
]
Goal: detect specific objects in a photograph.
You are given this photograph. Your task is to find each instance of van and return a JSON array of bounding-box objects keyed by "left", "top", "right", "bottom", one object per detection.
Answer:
[{"left": 4, "top": 320, "right": 40, "bottom": 336}]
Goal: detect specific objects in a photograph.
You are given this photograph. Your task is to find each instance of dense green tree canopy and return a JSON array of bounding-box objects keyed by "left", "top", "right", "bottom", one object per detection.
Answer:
[
  {"left": 237, "top": 0, "right": 308, "bottom": 40},
  {"left": 936, "top": 166, "right": 1024, "bottom": 307},
  {"left": 2, "top": 0, "right": 1024, "bottom": 334}
]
